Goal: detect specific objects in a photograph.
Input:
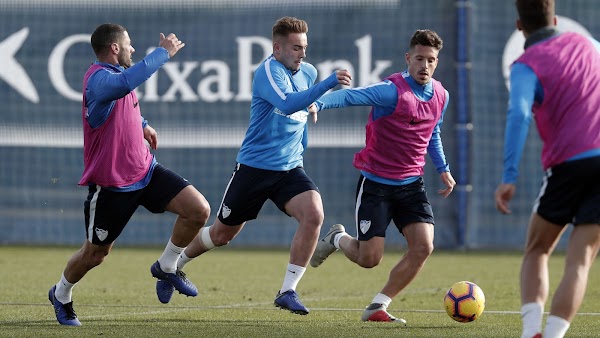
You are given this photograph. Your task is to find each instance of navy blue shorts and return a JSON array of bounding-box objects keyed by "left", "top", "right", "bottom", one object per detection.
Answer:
[
  {"left": 355, "top": 175, "right": 434, "bottom": 241},
  {"left": 84, "top": 163, "right": 191, "bottom": 245},
  {"left": 534, "top": 156, "right": 600, "bottom": 226},
  {"left": 217, "top": 163, "right": 319, "bottom": 226}
]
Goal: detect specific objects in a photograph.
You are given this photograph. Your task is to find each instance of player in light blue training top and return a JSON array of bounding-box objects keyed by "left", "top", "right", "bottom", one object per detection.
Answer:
[
  {"left": 163, "top": 16, "right": 352, "bottom": 315},
  {"left": 237, "top": 51, "right": 342, "bottom": 170}
]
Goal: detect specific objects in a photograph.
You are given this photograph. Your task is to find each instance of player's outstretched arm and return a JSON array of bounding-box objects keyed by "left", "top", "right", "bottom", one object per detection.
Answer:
[{"left": 262, "top": 68, "right": 352, "bottom": 115}]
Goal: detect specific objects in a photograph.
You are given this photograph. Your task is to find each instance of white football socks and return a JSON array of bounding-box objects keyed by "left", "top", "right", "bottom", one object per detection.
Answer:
[
  {"left": 176, "top": 227, "right": 215, "bottom": 271},
  {"left": 543, "top": 315, "right": 570, "bottom": 338},
  {"left": 54, "top": 273, "right": 75, "bottom": 304},
  {"left": 177, "top": 251, "right": 193, "bottom": 270},
  {"left": 520, "top": 302, "right": 543, "bottom": 338},
  {"left": 280, "top": 263, "right": 306, "bottom": 293},
  {"left": 157, "top": 239, "right": 184, "bottom": 273},
  {"left": 372, "top": 293, "right": 392, "bottom": 308}
]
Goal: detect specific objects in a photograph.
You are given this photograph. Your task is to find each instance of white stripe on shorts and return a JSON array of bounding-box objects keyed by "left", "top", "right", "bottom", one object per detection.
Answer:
[
  {"left": 354, "top": 176, "right": 366, "bottom": 239},
  {"left": 217, "top": 163, "right": 239, "bottom": 218},
  {"left": 87, "top": 185, "right": 101, "bottom": 242},
  {"left": 532, "top": 167, "right": 552, "bottom": 214}
]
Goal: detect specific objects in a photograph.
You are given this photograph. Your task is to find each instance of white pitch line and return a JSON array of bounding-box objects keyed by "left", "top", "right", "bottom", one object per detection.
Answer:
[
  {"left": 84, "top": 307, "right": 196, "bottom": 320},
  {"left": 4, "top": 300, "right": 600, "bottom": 318}
]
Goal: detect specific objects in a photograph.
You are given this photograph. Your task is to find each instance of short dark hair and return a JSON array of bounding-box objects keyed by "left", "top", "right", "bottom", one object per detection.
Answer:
[
  {"left": 409, "top": 30, "right": 443, "bottom": 51},
  {"left": 515, "top": 0, "right": 554, "bottom": 33},
  {"left": 272, "top": 17, "right": 308, "bottom": 40},
  {"left": 91, "top": 23, "right": 126, "bottom": 57}
]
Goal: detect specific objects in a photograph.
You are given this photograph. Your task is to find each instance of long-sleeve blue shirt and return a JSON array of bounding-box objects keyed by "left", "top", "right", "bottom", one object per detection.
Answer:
[
  {"left": 503, "top": 31, "right": 600, "bottom": 184},
  {"left": 236, "top": 55, "right": 340, "bottom": 170},
  {"left": 84, "top": 47, "right": 170, "bottom": 191},
  {"left": 315, "top": 70, "right": 450, "bottom": 185}
]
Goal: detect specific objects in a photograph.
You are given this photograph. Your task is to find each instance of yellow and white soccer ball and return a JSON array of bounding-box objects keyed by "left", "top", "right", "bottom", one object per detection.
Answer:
[{"left": 443, "top": 281, "right": 485, "bottom": 323}]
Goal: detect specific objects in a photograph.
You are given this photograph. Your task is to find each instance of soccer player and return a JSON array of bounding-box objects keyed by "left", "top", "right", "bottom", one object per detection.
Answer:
[
  {"left": 160, "top": 17, "right": 352, "bottom": 314},
  {"left": 308, "top": 29, "right": 455, "bottom": 323},
  {"left": 48, "top": 24, "right": 211, "bottom": 326},
  {"left": 494, "top": 1, "right": 600, "bottom": 337}
]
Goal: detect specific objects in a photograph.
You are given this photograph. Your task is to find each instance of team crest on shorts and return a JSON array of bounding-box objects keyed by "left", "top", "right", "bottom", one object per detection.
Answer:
[
  {"left": 359, "top": 220, "right": 371, "bottom": 234},
  {"left": 221, "top": 204, "right": 231, "bottom": 218},
  {"left": 95, "top": 228, "right": 108, "bottom": 241}
]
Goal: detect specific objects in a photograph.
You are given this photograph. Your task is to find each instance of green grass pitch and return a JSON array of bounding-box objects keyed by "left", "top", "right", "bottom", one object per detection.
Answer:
[{"left": 1, "top": 246, "right": 599, "bottom": 337}]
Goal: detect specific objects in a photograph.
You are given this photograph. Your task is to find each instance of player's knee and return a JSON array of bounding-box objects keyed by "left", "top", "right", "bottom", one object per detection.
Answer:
[
  {"left": 411, "top": 242, "right": 434, "bottom": 263},
  {"left": 191, "top": 199, "right": 211, "bottom": 225},
  {"left": 524, "top": 240, "right": 553, "bottom": 256},
  {"left": 303, "top": 209, "right": 324, "bottom": 229}
]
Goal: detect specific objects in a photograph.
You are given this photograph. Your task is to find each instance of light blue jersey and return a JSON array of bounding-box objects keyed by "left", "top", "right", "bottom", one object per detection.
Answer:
[{"left": 236, "top": 55, "right": 339, "bottom": 170}]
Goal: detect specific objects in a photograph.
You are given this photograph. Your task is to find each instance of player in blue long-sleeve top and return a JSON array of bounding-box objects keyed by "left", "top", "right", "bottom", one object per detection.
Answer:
[
  {"left": 500, "top": 40, "right": 600, "bottom": 185},
  {"left": 495, "top": 1, "right": 600, "bottom": 337},
  {"left": 173, "top": 16, "right": 352, "bottom": 315},
  {"left": 49, "top": 23, "right": 210, "bottom": 326},
  {"left": 309, "top": 29, "right": 455, "bottom": 324}
]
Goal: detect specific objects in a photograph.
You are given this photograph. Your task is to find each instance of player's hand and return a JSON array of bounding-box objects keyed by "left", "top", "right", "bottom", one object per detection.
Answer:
[
  {"left": 308, "top": 103, "right": 318, "bottom": 123},
  {"left": 438, "top": 171, "right": 456, "bottom": 198},
  {"left": 159, "top": 33, "right": 185, "bottom": 58},
  {"left": 495, "top": 183, "right": 516, "bottom": 214},
  {"left": 336, "top": 69, "right": 352, "bottom": 86},
  {"left": 143, "top": 125, "right": 158, "bottom": 150}
]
